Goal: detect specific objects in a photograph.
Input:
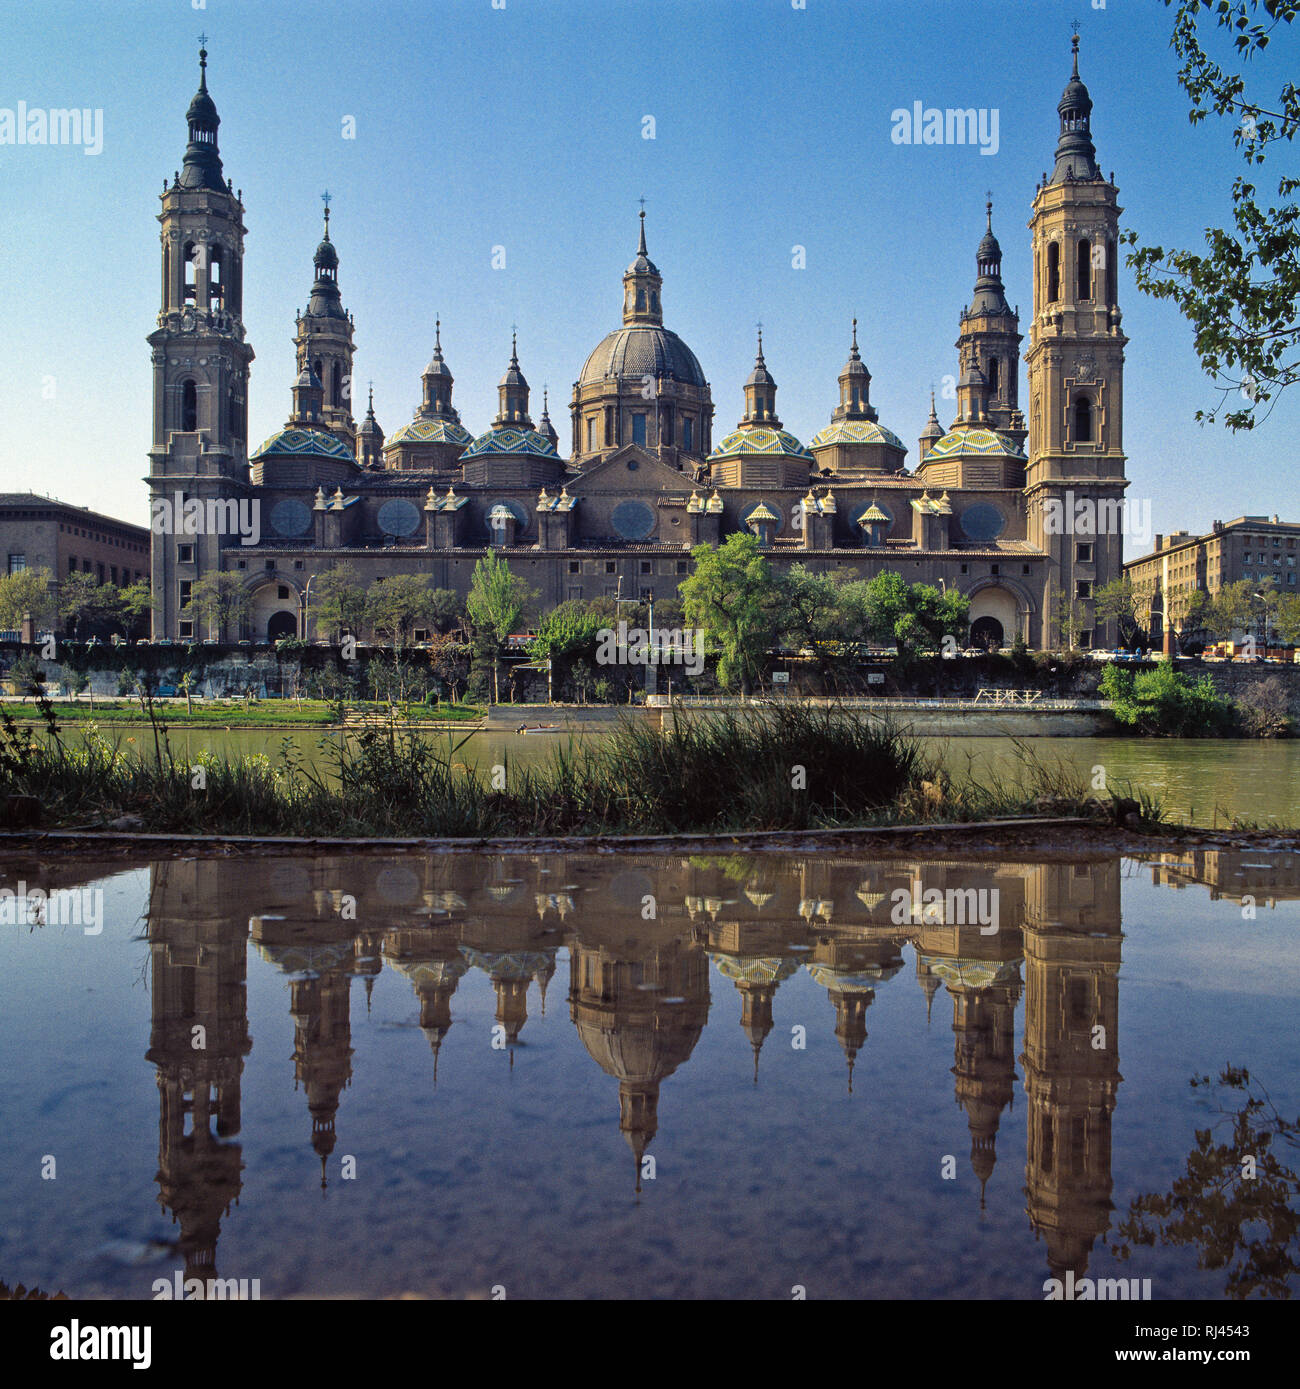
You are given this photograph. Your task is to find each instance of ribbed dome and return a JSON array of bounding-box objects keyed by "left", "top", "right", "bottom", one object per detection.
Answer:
[{"left": 579, "top": 325, "right": 707, "bottom": 388}]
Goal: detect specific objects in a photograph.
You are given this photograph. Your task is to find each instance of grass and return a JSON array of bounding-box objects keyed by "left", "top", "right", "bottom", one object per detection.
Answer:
[
  {"left": 0, "top": 697, "right": 484, "bottom": 726},
  {"left": 0, "top": 697, "right": 1164, "bottom": 840}
]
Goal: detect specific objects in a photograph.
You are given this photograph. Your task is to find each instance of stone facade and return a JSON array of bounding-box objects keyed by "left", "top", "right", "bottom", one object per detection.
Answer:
[{"left": 150, "top": 39, "right": 1130, "bottom": 652}]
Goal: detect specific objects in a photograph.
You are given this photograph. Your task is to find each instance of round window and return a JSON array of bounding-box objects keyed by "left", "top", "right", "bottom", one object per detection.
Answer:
[
  {"left": 377, "top": 499, "right": 421, "bottom": 537},
  {"left": 960, "top": 503, "right": 1006, "bottom": 542},
  {"left": 612, "top": 500, "right": 656, "bottom": 541},
  {"left": 269, "top": 499, "right": 313, "bottom": 537}
]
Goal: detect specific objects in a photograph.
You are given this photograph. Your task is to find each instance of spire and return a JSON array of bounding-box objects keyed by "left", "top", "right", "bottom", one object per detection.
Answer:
[
  {"left": 1051, "top": 30, "right": 1100, "bottom": 184},
  {"left": 622, "top": 205, "right": 663, "bottom": 326},
  {"left": 420, "top": 317, "right": 459, "bottom": 421},
  {"left": 536, "top": 385, "right": 559, "bottom": 448},
  {"left": 308, "top": 193, "right": 345, "bottom": 319},
  {"left": 969, "top": 195, "right": 1011, "bottom": 317},
  {"left": 742, "top": 323, "right": 779, "bottom": 427},
  {"left": 833, "top": 317, "right": 875, "bottom": 422},
  {"left": 180, "top": 39, "right": 224, "bottom": 191},
  {"left": 494, "top": 330, "right": 532, "bottom": 428}
]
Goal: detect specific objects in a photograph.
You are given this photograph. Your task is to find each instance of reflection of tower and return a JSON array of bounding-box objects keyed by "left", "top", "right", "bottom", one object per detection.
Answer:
[
  {"left": 948, "top": 965, "right": 1021, "bottom": 1207},
  {"left": 145, "top": 862, "right": 252, "bottom": 1289},
  {"left": 1021, "top": 861, "right": 1122, "bottom": 1280},
  {"left": 383, "top": 928, "right": 468, "bottom": 1082},
  {"left": 253, "top": 917, "right": 357, "bottom": 1189},
  {"left": 569, "top": 928, "right": 710, "bottom": 1192},
  {"left": 460, "top": 946, "right": 559, "bottom": 1066},
  {"left": 289, "top": 962, "right": 355, "bottom": 1185},
  {"left": 806, "top": 942, "right": 904, "bottom": 1092}
]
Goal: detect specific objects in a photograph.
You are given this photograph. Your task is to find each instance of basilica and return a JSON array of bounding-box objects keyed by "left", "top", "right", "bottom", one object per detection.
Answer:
[{"left": 149, "top": 38, "right": 1129, "bottom": 650}]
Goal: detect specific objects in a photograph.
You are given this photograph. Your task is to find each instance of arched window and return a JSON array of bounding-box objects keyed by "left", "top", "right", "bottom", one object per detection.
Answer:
[
  {"left": 183, "top": 244, "right": 198, "bottom": 304},
  {"left": 1106, "top": 241, "right": 1117, "bottom": 306},
  {"left": 987, "top": 357, "right": 999, "bottom": 394},
  {"left": 1077, "top": 239, "right": 1092, "bottom": 300},
  {"left": 1046, "top": 242, "right": 1060, "bottom": 302},
  {"left": 332, "top": 363, "right": 343, "bottom": 409},
  {"left": 650, "top": 291, "right": 659, "bottom": 314},
  {"left": 636, "top": 289, "right": 646, "bottom": 312},
  {"left": 208, "top": 248, "right": 222, "bottom": 311},
  {"left": 181, "top": 379, "right": 198, "bottom": 432},
  {"left": 312, "top": 358, "right": 322, "bottom": 384},
  {"left": 1074, "top": 396, "right": 1093, "bottom": 442}
]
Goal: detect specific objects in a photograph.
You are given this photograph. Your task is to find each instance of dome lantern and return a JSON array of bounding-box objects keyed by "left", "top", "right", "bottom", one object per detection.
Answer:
[{"left": 622, "top": 209, "right": 664, "bottom": 326}]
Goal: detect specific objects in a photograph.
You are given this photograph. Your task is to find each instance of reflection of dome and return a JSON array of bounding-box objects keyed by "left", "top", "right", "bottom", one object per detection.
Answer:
[
  {"left": 255, "top": 940, "right": 354, "bottom": 976},
  {"left": 808, "top": 419, "right": 906, "bottom": 451},
  {"left": 710, "top": 427, "right": 811, "bottom": 462},
  {"left": 713, "top": 955, "right": 800, "bottom": 986},
  {"left": 918, "top": 955, "right": 1023, "bottom": 990},
  {"left": 925, "top": 428, "right": 1025, "bottom": 461},
  {"left": 462, "top": 427, "right": 558, "bottom": 459},
  {"left": 252, "top": 427, "right": 355, "bottom": 463},
  {"left": 806, "top": 960, "right": 903, "bottom": 991},
  {"left": 459, "top": 946, "right": 556, "bottom": 981},
  {"left": 579, "top": 325, "right": 707, "bottom": 389},
  {"left": 387, "top": 417, "right": 473, "bottom": 447},
  {"left": 575, "top": 1016, "right": 704, "bottom": 1083}
]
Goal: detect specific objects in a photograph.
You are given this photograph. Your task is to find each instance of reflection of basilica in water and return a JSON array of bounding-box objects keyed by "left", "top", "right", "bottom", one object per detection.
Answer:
[{"left": 119, "top": 848, "right": 1148, "bottom": 1293}]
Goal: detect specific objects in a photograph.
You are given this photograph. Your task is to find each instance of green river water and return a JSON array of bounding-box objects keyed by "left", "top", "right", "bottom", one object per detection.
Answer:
[{"left": 88, "top": 725, "right": 1300, "bottom": 827}]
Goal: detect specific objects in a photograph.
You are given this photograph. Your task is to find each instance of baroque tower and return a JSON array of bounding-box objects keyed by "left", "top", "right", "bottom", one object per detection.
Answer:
[
  {"left": 956, "top": 200, "right": 1025, "bottom": 447},
  {"left": 294, "top": 197, "right": 357, "bottom": 453},
  {"left": 147, "top": 43, "right": 254, "bottom": 639},
  {"left": 1025, "top": 35, "right": 1129, "bottom": 648}
]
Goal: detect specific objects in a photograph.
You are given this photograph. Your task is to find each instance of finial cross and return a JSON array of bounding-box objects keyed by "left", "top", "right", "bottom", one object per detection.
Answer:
[
  {"left": 198, "top": 32, "right": 208, "bottom": 47},
  {"left": 321, "top": 189, "right": 332, "bottom": 210},
  {"left": 637, "top": 195, "right": 647, "bottom": 212}
]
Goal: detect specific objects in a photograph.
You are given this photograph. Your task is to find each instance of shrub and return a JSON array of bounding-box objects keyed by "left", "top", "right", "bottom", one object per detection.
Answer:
[
  {"left": 1234, "top": 676, "right": 1293, "bottom": 738},
  {"left": 1101, "top": 659, "right": 1236, "bottom": 736}
]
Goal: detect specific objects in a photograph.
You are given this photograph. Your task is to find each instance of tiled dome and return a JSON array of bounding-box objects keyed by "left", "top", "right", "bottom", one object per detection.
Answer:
[
  {"left": 462, "top": 427, "right": 559, "bottom": 459},
  {"left": 579, "top": 325, "right": 707, "bottom": 388},
  {"left": 252, "top": 427, "right": 356, "bottom": 463},
  {"left": 709, "top": 427, "right": 812, "bottom": 462},
  {"left": 924, "top": 427, "right": 1026, "bottom": 461},
  {"left": 387, "top": 417, "right": 473, "bottom": 447},
  {"left": 808, "top": 419, "right": 906, "bottom": 451}
]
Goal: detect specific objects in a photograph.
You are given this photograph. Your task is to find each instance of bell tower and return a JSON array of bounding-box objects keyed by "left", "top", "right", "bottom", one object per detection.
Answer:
[
  {"left": 1025, "top": 33, "right": 1129, "bottom": 649},
  {"left": 293, "top": 193, "right": 357, "bottom": 453},
  {"left": 147, "top": 41, "right": 255, "bottom": 639}
]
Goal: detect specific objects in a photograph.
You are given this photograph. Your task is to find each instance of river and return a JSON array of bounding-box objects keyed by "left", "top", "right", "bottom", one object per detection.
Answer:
[{"left": 81, "top": 724, "right": 1300, "bottom": 827}]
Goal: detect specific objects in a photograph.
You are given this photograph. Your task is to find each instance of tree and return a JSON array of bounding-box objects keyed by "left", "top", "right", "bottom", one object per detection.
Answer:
[
  {"left": 1122, "top": 0, "right": 1299, "bottom": 429},
  {"left": 773, "top": 565, "right": 848, "bottom": 650},
  {"left": 1111, "top": 1066, "right": 1300, "bottom": 1297},
  {"left": 466, "top": 552, "right": 531, "bottom": 703},
  {"left": 1272, "top": 591, "right": 1300, "bottom": 643},
  {"left": 841, "top": 571, "right": 970, "bottom": 656},
  {"left": 527, "top": 600, "right": 606, "bottom": 701},
  {"left": 1094, "top": 577, "right": 1149, "bottom": 647},
  {"left": 0, "top": 567, "right": 56, "bottom": 631},
  {"left": 1048, "top": 583, "right": 1087, "bottom": 651},
  {"left": 59, "top": 572, "right": 104, "bottom": 639},
  {"left": 428, "top": 588, "right": 467, "bottom": 636},
  {"left": 310, "top": 563, "right": 368, "bottom": 642},
  {"left": 114, "top": 580, "right": 155, "bottom": 638},
  {"left": 185, "top": 572, "right": 251, "bottom": 641},
  {"left": 366, "top": 574, "right": 436, "bottom": 654},
  {"left": 678, "top": 533, "right": 778, "bottom": 693}
]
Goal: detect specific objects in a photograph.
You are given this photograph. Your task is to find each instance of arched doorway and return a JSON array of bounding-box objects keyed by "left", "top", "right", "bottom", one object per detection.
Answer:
[
  {"left": 267, "top": 610, "right": 298, "bottom": 642},
  {"left": 970, "top": 616, "right": 1004, "bottom": 651}
]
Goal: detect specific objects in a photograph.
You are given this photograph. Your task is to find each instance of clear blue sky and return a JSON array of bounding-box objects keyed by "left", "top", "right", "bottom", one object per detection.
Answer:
[{"left": 1, "top": 0, "right": 1296, "bottom": 546}]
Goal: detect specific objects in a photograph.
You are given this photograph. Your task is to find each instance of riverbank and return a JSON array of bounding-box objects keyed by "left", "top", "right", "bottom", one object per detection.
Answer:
[{"left": 0, "top": 700, "right": 1168, "bottom": 840}]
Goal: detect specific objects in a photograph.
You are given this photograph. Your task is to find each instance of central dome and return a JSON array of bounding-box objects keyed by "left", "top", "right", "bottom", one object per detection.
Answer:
[{"left": 579, "top": 324, "right": 707, "bottom": 389}]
